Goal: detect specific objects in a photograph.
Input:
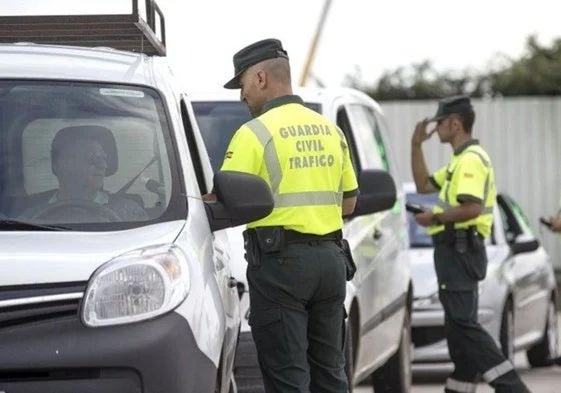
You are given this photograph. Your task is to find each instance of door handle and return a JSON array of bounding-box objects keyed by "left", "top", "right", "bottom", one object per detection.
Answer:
[
  {"left": 228, "top": 277, "right": 238, "bottom": 288},
  {"left": 373, "top": 228, "right": 383, "bottom": 240}
]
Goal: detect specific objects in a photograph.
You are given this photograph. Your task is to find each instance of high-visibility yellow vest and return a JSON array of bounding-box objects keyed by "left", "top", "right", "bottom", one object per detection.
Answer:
[
  {"left": 428, "top": 140, "right": 495, "bottom": 237},
  {"left": 220, "top": 97, "right": 358, "bottom": 235}
]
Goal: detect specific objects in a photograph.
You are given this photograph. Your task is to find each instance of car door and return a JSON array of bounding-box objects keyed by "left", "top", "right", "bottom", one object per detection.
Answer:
[
  {"left": 497, "top": 194, "right": 550, "bottom": 343},
  {"left": 335, "top": 96, "right": 406, "bottom": 371},
  {"left": 180, "top": 97, "right": 240, "bottom": 382}
]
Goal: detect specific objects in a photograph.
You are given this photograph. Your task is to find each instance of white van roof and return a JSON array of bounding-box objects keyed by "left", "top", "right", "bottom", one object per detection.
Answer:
[
  {"left": 0, "top": 0, "right": 169, "bottom": 86},
  {"left": 0, "top": 43, "right": 167, "bottom": 86}
]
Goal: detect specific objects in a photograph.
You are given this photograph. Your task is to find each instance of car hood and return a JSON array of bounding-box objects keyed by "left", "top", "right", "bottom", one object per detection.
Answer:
[
  {"left": 0, "top": 221, "right": 185, "bottom": 286},
  {"left": 408, "top": 247, "right": 438, "bottom": 298}
]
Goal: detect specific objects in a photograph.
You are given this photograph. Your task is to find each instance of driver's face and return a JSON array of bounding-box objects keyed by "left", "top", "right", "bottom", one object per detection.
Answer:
[{"left": 59, "top": 139, "right": 108, "bottom": 194}]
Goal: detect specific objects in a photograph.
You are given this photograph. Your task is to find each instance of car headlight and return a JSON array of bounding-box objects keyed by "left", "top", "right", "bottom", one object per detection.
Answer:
[{"left": 81, "top": 244, "right": 190, "bottom": 327}]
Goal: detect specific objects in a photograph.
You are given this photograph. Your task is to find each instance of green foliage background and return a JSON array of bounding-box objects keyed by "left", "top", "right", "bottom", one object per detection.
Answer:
[{"left": 347, "top": 35, "right": 561, "bottom": 100}]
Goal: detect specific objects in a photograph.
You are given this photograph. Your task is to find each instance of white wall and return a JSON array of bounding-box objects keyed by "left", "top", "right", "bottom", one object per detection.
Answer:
[{"left": 380, "top": 97, "right": 561, "bottom": 270}]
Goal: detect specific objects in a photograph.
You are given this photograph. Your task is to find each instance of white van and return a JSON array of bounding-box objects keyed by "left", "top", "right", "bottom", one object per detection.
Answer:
[
  {"left": 0, "top": 3, "right": 275, "bottom": 393},
  {"left": 191, "top": 87, "right": 413, "bottom": 392}
]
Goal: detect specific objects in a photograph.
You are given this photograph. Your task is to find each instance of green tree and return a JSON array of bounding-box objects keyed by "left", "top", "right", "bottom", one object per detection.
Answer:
[
  {"left": 490, "top": 35, "right": 561, "bottom": 96},
  {"left": 348, "top": 35, "right": 561, "bottom": 100}
]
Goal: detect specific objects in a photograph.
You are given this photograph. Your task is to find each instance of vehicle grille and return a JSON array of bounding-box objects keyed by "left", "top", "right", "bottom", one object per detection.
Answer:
[
  {"left": 412, "top": 325, "right": 446, "bottom": 347},
  {"left": 0, "top": 282, "right": 86, "bottom": 328}
]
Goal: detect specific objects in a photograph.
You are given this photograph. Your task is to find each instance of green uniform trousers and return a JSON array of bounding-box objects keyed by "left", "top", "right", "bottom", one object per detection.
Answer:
[
  {"left": 247, "top": 240, "right": 348, "bottom": 393},
  {"left": 434, "top": 243, "right": 531, "bottom": 393}
]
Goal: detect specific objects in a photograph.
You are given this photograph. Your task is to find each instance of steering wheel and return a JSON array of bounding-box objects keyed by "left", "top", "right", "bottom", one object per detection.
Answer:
[{"left": 31, "top": 200, "right": 122, "bottom": 222}]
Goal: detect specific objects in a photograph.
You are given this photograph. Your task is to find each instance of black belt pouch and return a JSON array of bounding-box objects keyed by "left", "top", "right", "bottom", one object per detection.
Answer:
[
  {"left": 339, "top": 238, "right": 357, "bottom": 281},
  {"left": 255, "top": 226, "right": 285, "bottom": 254}
]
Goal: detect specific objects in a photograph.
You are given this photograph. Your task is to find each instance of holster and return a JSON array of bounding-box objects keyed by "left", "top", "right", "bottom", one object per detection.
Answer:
[
  {"left": 339, "top": 238, "right": 357, "bottom": 281},
  {"left": 454, "top": 230, "right": 468, "bottom": 254},
  {"left": 467, "top": 227, "right": 484, "bottom": 250},
  {"left": 242, "top": 229, "right": 262, "bottom": 267}
]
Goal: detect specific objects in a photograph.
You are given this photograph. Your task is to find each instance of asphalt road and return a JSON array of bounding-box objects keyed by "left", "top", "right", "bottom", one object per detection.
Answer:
[
  {"left": 354, "top": 355, "right": 561, "bottom": 393},
  {"left": 355, "top": 314, "right": 561, "bottom": 393}
]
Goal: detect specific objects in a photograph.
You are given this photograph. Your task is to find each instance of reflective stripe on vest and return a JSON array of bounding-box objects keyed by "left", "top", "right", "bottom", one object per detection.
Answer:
[
  {"left": 445, "top": 378, "right": 477, "bottom": 393},
  {"left": 245, "top": 118, "right": 343, "bottom": 207},
  {"left": 482, "top": 360, "right": 514, "bottom": 382}
]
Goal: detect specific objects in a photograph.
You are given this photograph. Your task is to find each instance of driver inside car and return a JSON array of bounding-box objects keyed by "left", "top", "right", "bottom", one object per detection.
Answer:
[{"left": 21, "top": 125, "right": 148, "bottom": 222}]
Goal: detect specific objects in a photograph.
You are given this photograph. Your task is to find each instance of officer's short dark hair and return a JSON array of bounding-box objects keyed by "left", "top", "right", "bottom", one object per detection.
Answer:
[{"left": 456, "top": 110, "right": 475, "bottom": 133}]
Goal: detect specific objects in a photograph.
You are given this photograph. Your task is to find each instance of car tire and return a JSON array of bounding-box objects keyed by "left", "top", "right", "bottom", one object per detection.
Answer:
[
  {"left": 344, "top": 314, "right": 355, "bottom": 392},
  {"left": 527, "top": 297, "right": 559, "bottom": 367},
  {"left": 233, "top": 333, "right": 265, "bottom": 393},
  {"left": 500, "top": 299, "right": 515, "bottom": 362},
  {"left": 371, "top": 311, "right": 412, "bottom": 393}
]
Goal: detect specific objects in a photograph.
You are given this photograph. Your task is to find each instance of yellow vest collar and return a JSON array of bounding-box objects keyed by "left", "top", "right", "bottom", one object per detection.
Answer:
[
  {"left": 260, "top": 95, "right": 304, "bottom": 115},
  {"left": 454, "top": 139, "right": 479, "bottom": 155}
]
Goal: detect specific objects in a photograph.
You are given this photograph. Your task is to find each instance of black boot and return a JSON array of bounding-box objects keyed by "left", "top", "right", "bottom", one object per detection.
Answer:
[{"left": 492, "top": 370, "right": 531, "bottom": 393}]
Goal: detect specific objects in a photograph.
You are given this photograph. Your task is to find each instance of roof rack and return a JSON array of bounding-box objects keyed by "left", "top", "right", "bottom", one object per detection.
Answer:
[{"left": 0, "top": 0, "right": 166, "bottom": 56}]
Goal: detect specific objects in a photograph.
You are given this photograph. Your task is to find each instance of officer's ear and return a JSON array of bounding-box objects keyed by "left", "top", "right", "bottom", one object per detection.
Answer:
[
  {"left": 256, "top": 69, "right": 267, "bottom": 89},
  {"left": 449, "top": 115, "right": 462, "bottom": 132}
]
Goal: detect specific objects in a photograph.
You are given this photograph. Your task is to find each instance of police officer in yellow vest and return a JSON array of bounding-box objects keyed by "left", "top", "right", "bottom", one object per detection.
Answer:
[
  {"left": 411, "top": 96, "right": 531, "bottom": 393},
  {"left": 220, "top": 39, "right": 358, "bottom": 393}
]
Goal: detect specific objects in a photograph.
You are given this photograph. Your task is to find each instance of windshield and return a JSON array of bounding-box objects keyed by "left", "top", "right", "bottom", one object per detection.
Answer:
[
  {"left": 0, "top": 81, "right": 185, "bottom": 230},
  {"left": 192, "top": 100, "right": 321, "bottom": 173},
  {"left": 406, "top": 191, "right": 438, "bottom": 247}
]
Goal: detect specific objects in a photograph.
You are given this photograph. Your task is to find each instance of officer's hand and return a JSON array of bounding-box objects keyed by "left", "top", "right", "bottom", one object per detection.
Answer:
[
  {"left": 412, "top": 118, "right": 435, "bottom": 147},
  {"left": 550, "top": 216, "right": 561, "bottom": 232},
  {"left": 414, "top": 211, "right": 433, "bottom": 227},
  {"left": 202, "top": 193, "right": 217, "bottom": 203}
]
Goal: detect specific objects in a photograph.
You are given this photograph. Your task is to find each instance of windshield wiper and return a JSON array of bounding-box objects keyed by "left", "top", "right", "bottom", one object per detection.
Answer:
[{"left": 0, "top": 219, "right": 70, "bottom": 231}]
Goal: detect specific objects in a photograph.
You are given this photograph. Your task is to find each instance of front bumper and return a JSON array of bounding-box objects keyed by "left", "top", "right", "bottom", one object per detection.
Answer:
[
  {"left": 0, "top": 312, "right": 217, "bottom": 393},
  {"left": 412, "top": 307, "right": 495, "bottom": 363}
]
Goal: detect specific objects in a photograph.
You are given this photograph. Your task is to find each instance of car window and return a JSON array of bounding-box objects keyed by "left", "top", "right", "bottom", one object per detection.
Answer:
[
  {"left": 336, "top": 106, "right": 361, "bottom": 174},
  {"left": 347, "top": 104, "right": 388, "bottom": 172},
  {"left": 406, "top": 192, "right": 438, "bottom": 247},
  {"left": 498, "top": 195, "right": 534, "bottom": 242},
  {"left": 193, "top": 101, "right": 321, "bottom": 173},
  {"left": 0, "top": 81, "right": 185, "bottom": 229}
]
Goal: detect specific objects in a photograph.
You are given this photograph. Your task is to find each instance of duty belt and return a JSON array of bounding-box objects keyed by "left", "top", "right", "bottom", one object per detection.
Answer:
[
  {"left": 284, "top": 228, "right": 342, "bottom": 244},
  {"left": 432, "top": 226, "right": 483, "bottom": 245}
]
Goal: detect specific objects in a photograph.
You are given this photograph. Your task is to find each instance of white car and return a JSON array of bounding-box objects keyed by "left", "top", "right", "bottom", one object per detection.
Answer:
[
  {"left": 0, "top": 3, "right": 273, "bottom": 392},
  {"left": 191, "top": 88, "right": 413, "bottom": 393},
  {"left": 404, "top": 183, "right": 559, "bottom": 369}
]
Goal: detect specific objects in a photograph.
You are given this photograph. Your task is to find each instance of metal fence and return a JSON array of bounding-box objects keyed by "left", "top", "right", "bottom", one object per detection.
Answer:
[{"left": 380, "top": 97, "right": 561, "bottom": 270}]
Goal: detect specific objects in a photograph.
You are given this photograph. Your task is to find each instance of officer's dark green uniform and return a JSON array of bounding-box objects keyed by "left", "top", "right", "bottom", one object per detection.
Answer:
[
  {"left": 221, "top": 39, "right": 358, "bottom": 393},
  {"left": 427, "top": 97, "right": 530, "bottom": 393}
]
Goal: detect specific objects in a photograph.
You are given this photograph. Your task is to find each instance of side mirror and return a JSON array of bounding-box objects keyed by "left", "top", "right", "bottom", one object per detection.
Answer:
[
  {"left": 510, "top": 233, "right": 539, "bottom": 255},
  {"left": 350, "top": 169, "right": 397, "bottom": 217},
  {"left": 205, "top": 171, "right": 274, "bottom": 231}
]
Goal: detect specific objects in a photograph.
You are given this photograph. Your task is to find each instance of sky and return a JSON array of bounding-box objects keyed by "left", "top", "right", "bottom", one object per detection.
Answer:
[{"left": 2, "top": 0, "right": 560, "bottom": 91}]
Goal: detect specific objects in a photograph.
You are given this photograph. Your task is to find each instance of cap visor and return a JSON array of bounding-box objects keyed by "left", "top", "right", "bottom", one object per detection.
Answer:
[{"left": 224, "top": 73, "right": 242, "bottom": 89}]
